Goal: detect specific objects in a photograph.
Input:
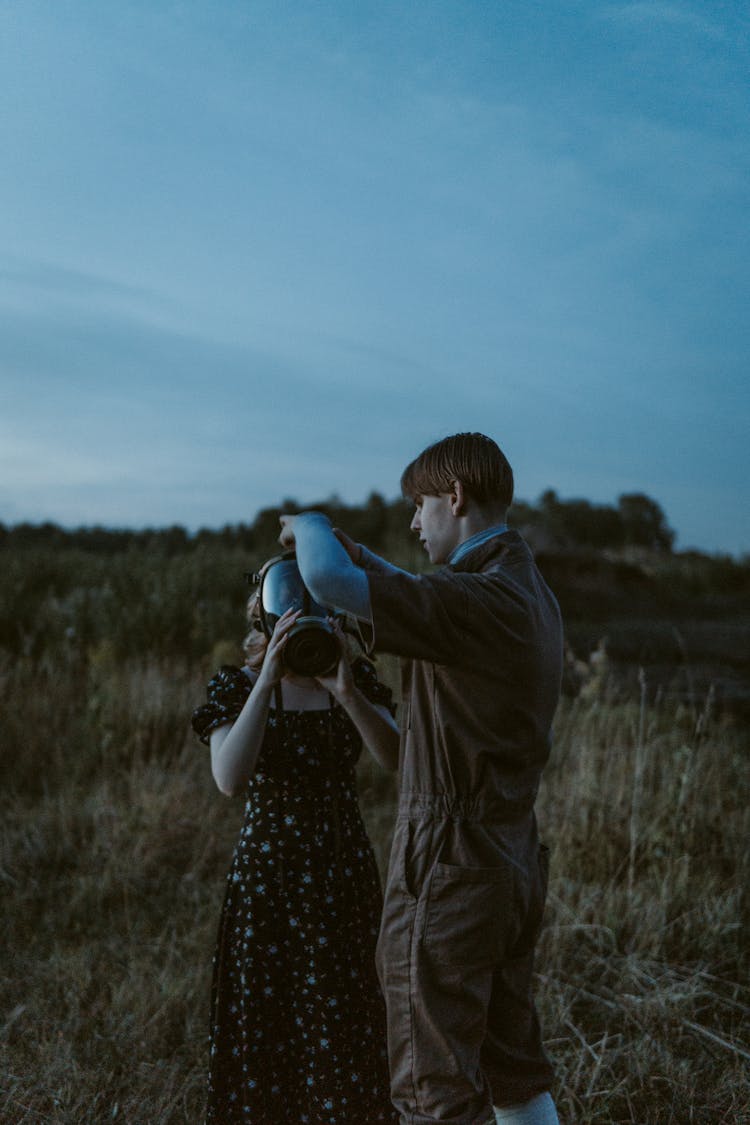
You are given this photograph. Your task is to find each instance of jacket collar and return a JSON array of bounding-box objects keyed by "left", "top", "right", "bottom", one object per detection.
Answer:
[{"left": 447, "top": 527, "right": 530, "bottom": 573}]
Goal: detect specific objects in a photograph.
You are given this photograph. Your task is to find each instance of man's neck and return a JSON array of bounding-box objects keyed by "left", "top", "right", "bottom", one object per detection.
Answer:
[
  {"left": 453, "top": 505, "right": 507, "bottom": 547},
  {"left": 448, "top": 520, "right": 508, "bottom": 566}
]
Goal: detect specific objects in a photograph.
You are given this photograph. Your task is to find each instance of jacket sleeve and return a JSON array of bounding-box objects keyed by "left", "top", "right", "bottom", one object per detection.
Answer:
[{"left": 366, "top": 568, "right": 470, "bottom": 664}]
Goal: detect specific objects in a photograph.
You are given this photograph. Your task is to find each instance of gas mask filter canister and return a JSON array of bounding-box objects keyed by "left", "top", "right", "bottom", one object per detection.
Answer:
[{"left": 252, "top": 552, "right": 340, "bottom": 677}]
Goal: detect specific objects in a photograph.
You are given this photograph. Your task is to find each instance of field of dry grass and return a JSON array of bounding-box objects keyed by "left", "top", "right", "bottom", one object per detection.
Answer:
[{"left": 1, "top": 548, "right": 748, "bottom": 1123}]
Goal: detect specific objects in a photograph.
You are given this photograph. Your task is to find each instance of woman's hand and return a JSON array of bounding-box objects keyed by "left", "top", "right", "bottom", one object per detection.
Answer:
[
  {"left": 210, "top": 610, "right": 299, "bottom": 796},
  {"left": 314, "top": 619, "right": 355, "bottom": 702},
  {"left": 256, "top": 608, "right": 301, "bottom": 688},
  {"left": 317, "top": 619, "right": 399, "bottom": 771}
]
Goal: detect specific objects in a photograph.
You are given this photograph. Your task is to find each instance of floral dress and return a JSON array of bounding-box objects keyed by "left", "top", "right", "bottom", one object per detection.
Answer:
[{"left": 192, "top": 660, "right": 399, "bottom": 1125}]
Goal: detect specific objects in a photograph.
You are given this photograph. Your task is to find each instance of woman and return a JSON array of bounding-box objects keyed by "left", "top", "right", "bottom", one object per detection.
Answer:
[{"left": 192, "top": 579, "right": 400, "bottom": 1125}]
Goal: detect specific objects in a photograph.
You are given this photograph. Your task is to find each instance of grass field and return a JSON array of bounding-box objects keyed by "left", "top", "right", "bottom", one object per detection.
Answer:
[{"left": 1, "top": 546, "right": 748, "bottom": 1123}]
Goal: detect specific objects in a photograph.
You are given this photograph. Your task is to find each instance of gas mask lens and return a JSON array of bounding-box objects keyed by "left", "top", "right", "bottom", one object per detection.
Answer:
[{"left": 256, "top": 554, "right": 340, "bottom": 677}]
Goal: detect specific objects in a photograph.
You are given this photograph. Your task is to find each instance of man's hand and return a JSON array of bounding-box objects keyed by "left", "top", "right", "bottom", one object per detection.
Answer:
[
  {"left": 278, "top": 514, "right": 298, "bottom": 549},
  {"left": 333, "top": 527, "right": 362, "bottom": 566}
]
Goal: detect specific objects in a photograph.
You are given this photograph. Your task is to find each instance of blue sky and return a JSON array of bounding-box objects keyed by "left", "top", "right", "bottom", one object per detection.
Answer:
[{"left": 0, "top": 1, "right": 747, "bottom": 554}]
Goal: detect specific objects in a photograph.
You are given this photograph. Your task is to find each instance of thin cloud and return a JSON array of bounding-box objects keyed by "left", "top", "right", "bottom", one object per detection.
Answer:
[
  {"left": 601, "top": 2, "right": 727, "bottom": 41},
  {"left": 0, "top": 257, "right": 156, "bottom": 302}
]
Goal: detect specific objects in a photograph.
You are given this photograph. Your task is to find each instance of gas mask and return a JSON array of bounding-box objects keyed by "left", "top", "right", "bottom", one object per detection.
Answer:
[{"left": 250, "top": 552, "right": 341, "bottom": 677}]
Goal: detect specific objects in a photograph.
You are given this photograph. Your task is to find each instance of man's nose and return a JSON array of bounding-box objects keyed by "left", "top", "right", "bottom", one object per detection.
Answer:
[{"left": 410, "top": 510, "right": 421, "bottom": 532}]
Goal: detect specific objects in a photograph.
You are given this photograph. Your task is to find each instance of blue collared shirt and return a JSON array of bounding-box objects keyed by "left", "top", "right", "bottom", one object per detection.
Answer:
[{"left": 448, "top": 524, "right": 508, "bottom": 567}]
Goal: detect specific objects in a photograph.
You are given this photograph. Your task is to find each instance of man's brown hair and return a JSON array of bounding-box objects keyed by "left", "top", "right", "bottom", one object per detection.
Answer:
[{"left": 401, "top": 432, "right": 514, "bottom": 510}]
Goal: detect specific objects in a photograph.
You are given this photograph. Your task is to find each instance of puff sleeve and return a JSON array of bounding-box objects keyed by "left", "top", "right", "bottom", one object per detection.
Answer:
[
  {"left": 191, "top": 665, "right": 253, "bottom": 746},
  {"left": 351, "top": 658, "right": 396, "bottom": 717}
]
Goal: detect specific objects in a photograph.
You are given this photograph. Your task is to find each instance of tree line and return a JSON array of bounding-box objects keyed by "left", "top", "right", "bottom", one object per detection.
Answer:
[{"left": 0, "top": 489, "right": 676, "bottom": 556}]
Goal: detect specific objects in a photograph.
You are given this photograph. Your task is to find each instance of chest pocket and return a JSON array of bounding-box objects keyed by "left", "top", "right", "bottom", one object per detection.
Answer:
[{"left": 422, "top": 860, "right": 518, "bottom": 967}]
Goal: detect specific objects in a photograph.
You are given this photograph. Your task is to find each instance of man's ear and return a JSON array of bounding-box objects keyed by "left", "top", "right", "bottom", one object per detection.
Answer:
[{"left": 449, "top": 480, "right": 466, "bottom": 516}]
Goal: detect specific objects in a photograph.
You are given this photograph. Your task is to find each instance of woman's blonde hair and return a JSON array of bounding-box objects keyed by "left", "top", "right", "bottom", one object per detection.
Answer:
[{"left": 242, "top": 590, "right": 267, "bottom": 671}]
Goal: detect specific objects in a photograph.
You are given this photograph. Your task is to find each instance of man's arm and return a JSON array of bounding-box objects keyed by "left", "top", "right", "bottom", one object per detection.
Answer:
[
  {"left": 286, "top": 512, "right": 373, "bottom": 620},
  {"left": 281, "top": 512, "right": 469, "bottom": 664}
]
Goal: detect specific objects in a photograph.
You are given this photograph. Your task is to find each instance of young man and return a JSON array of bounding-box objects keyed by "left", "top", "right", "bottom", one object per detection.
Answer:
[{"left": 279, "top": 433, "right": 562, "bottom": 1125}]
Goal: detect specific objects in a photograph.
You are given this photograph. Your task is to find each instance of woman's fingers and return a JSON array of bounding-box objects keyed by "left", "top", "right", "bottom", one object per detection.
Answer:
[
  {"left": 277, "top": 609, "right": 301, "bottom": 628},
  {"left": 262, "top": 611, "right": 301, "bottom": 681},
  {"left": 269, "top": 609, "right": 301, "bottom": 646},
  {"left": 275, "top": 607, "right": 301, "bottom": 626}
]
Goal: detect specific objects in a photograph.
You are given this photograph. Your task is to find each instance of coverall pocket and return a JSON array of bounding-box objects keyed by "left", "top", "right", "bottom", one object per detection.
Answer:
[
  {"left": 391, "top": 818, "right": 418, "bottom": 902},
  {"left": 422, "top": 861, "right": 515, "bottom": 967}
]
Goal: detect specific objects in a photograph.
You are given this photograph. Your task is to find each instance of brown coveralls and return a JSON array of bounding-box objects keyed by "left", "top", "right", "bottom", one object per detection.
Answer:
[{"left": 367, "top": 530, "right": 563, "bottom": 1125}]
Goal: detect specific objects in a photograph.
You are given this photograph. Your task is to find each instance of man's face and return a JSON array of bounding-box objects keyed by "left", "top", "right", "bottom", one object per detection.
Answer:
[{"left": 410, "top": 494, "right": 460, "bottom": 564}]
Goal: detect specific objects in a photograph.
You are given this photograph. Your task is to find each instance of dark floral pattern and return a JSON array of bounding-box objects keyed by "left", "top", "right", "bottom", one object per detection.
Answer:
[{"left": 192, "top": 661, "right": 398, "bottom": 1125}]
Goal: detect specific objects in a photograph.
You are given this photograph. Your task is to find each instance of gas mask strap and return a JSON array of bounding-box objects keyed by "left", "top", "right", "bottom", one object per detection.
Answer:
[
  {"left": 347, "top": 615, "right": 375, "bottom": 659},
  {"left": 273, "top": 682, "right": 285, "bottom": 742},
  {"left": 325, "top": 693, "right": 342, "bottom": 870}
]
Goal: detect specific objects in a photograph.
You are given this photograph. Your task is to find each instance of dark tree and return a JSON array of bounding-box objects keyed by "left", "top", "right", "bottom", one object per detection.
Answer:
[{"left": 618, "top": 493, "right": 675, "bottom": 552}]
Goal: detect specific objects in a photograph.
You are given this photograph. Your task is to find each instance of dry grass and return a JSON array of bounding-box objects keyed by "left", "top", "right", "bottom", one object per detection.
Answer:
[
  {"left": 534, "top": 683, "right": 749, "bottom": 1124},
  {"left": 2, "top": 647, "right": 748, "bottom": 1124}
]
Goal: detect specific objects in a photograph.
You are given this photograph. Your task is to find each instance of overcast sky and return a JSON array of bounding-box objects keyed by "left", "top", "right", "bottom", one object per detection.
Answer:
[{"left": 1, "top": 1, "right": 747, "bottom": 554}]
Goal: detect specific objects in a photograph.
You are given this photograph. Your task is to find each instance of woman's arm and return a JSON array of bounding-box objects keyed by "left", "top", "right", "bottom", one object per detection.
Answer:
[
  {"left": 210, "top": 608, "right": 300, "bottom": 796},
  {"left": 315, "top": 624, "right": 399, "bottom": 772},
  {"left": 337, "top": 692, "right": 399, "bottom": 773}
]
